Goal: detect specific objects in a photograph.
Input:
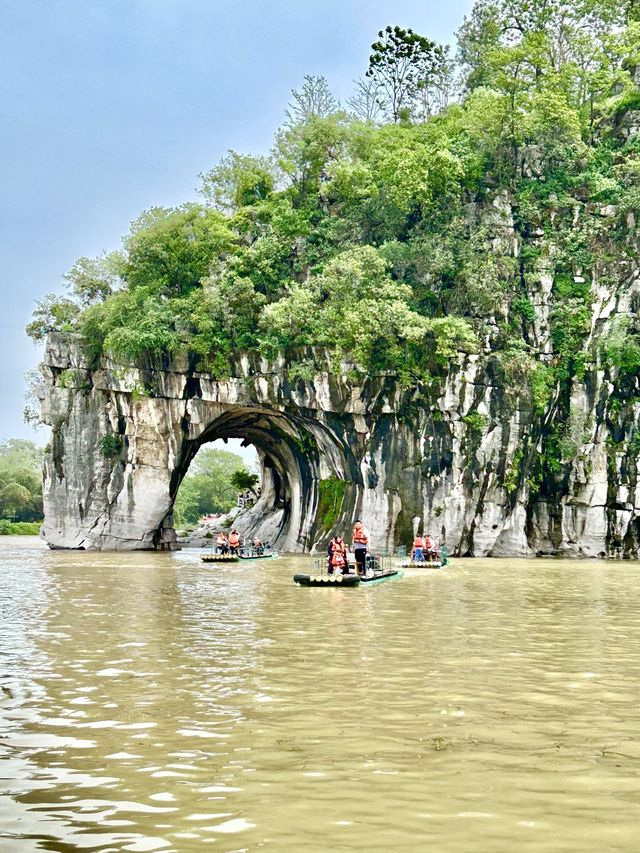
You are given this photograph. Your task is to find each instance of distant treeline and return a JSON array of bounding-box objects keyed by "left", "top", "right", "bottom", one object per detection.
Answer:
[
  {"left": 0, "top": 439, "right": 43, "bottom": 533},
  {"left": 173, "top": 448, "right": 255, "bottom": 527}
]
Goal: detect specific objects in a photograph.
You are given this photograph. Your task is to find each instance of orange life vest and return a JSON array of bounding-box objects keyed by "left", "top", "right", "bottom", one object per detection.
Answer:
[
  {"left": 216, "top": 534, "right": 226, "bottom": 545},
  {"left": 329, "top": 539, "right": 346, "bottom": 555},
  {"left": 228, "top": 533, "right": 240, "bottom": 547},
  {"left": 413, "top": 537, "right": 425, "bottom": 549},
  {"left": 330, "top": 551, "right": 346, "bottom": 568},
  {"left": 353, "top": 526, "right": 368, "bottom": 545}
]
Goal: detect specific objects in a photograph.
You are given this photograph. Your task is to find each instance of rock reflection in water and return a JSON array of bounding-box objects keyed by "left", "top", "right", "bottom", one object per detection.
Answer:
[{"left": 1, "top": 537, "right": 640, "bottom": 851}]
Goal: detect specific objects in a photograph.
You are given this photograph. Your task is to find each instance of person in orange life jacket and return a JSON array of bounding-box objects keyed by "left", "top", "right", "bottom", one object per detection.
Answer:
[
  {"left": 215, "top": 531, "right": 228, "bottom": 554},
  {"left": 328, "top": 546, "right": 347, "bottom": 575},
  {"left": 327, "top": 535, "right": 347, "bottom": 574},
  {"left": 253, "top": 536, "right": 264, "bottom": 556},
  {"left": 352, "top": 521, "right": 369, "bottom": 575},
  {"left": 228, "top": 530, "right": 241, "bottom": 555},
  {"left": 412, "top": 534, "right": 426, "bottom": 563},
  {"left": 424, "top": 533, "right": 436, "bottom": 560}
]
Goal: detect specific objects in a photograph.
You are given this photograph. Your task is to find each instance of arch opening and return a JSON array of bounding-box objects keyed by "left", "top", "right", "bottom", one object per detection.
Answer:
[
  {"left": 171, "top": 436, "right": 260, "bottom": 534},
  {"left": 165, "top": 406, "right": 361, "bottom": 552}
]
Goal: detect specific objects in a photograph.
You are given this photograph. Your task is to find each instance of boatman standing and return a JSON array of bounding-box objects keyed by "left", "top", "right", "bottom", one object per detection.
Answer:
[{"left": 352, "top": 520, "right": 369, "bottom": 576}]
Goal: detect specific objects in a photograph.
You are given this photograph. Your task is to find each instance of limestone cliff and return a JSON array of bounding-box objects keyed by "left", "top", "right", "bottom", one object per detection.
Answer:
[{"left": 38, "top": 196, "right": 640, "bottom": 559}]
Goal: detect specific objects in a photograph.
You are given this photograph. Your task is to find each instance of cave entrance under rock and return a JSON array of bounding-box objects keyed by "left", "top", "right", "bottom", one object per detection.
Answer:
[
  {"left": 166, "top": 407, "right": 359, "bottom": 552},
  {"left": 172, "top": 436, "right": 259, "bottom": 531}
]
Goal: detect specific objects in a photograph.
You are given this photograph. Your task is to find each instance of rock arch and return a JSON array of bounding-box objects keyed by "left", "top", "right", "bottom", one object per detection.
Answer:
[
  {"left": 38, "top": 334, "right": 365, "bottom": 552},
  {"left": 172, "top": 405, "right": 359, "bottom": 551},
  {"left": 38, "top": 332, "right": 640, "bottom": 557}
]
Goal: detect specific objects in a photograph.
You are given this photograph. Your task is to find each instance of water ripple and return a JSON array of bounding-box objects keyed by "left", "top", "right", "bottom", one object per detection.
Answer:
[{"left": 1, "top": 537, "right": 640, "bottom": 850}]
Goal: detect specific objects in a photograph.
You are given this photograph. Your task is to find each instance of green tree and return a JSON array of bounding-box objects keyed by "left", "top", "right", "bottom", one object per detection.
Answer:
[
  {"left": 64, "top": 252, "right": 125, "bottom": 305},
  {"left": 260, "top": 245, "right": 476, "bottom": 377},
  {"left": 173, "top": 448, "right": 253, "bottom": 526},
  {"left": 0, "top": 482, "right": 32, "bottom": 519},
  {"left": 26, "top": 294, "right": 80, "bottom": 341},
  {"left": 286, "top": 75, "right": 340, "bottom": 125},
  {"left": 199, "top": 151, "right": 275, "bottom": 214},
  {"left": 230, "top": 469, "right": 260, "bottom": 494},
  {"left": 124, "top": 204, "right": 236, "bottom": 297},
  {"left": 0, "top": 440, "right": 44, "bottom": 521},
  {"left": 366, "top": 26, "right": 444, "bottom": 122}
]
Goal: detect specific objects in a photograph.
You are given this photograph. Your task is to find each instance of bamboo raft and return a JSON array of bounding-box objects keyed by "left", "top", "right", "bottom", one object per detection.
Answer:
[
  {"left": 294, "top": 554, "right": 401, "bottom": 587},
  {"left": 201, "top": 553, "right": 240, "bottom": 563},
  {"left": 238, "top": 551, "right": 279, "bottom": 561},
  {"left": 293, "top": 570, "right": 402, "bottom": 587}
]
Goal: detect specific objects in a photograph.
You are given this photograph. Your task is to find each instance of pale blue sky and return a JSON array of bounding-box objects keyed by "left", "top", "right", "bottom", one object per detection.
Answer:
[{"left": 1, "top": 0, "right": 471, "bottom": 445}]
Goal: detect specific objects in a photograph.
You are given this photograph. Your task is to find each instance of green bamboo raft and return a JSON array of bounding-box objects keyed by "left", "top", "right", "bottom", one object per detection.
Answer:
[{"left": 238, "top": 551, "right": 279, "bottom": 561}]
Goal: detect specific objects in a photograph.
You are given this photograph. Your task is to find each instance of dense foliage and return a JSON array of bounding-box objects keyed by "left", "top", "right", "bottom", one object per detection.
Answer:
[
  {"left": 0, "top": 440, "right": 43, "bottom": 525},
  {"left": 28, "top": 0, "right": 640, "bottom": 402},
  {"left": 173, "top": 448, "right": 253, "bottom": 526},
  {"left": 0, "top": 520, "right": 42, "bottom": 535}
]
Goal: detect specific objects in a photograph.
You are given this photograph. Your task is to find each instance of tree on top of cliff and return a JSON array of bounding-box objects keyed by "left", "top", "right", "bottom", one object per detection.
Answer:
[
  {"left": 26, "top": 0, "right": 640, "bottom": 403},
  {"left": 286, "top": 75, "right": 340, "bottom": 125},
  {"left": 366, "top": 26, "right": 449, "bottom": 123}
]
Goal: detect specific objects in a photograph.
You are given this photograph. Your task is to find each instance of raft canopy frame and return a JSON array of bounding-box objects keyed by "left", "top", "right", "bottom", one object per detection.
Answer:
[
  {"left": 293, "top": 554, "right": 400, "bottom": 586},
  {"left": 238, "top": 549, "right": 279, "bottom": 560},
  {"left": 396, "top": 545, "right": 448, "bottom": 569}
]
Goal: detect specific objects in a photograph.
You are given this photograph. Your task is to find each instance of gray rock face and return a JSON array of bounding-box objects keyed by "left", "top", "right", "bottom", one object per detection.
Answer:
[{"left": 38, "top": 287, "right": 640, "bottom": 556}]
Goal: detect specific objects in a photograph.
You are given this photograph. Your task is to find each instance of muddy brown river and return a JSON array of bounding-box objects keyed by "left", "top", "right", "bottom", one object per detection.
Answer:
[{"left": 1, "top": 536, "right": 640, "bottom": 851}]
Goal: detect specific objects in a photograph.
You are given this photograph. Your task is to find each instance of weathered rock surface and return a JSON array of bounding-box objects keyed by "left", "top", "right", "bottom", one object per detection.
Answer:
[{"left": 38, "top": 260, "right": 640, "bottom": 557}]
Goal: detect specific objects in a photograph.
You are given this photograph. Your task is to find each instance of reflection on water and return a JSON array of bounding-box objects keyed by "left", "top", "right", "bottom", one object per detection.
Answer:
[{"left": 2, "top": 537, "right": 640, "bottom": 851}]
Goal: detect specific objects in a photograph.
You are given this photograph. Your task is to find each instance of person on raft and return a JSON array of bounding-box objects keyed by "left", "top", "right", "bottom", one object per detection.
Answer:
[
  {"left": 253, "top": 536, "right": 264, "bottom": 556},
  {"left": 215, "top": 532, "right": 228, "bottom": 555},
  {"left": 412, "top": 534, "right": 426, "bottom": 563},
  {"left": 228, "top": 530, "right": 241, "bottom": 555},
  {"left": 424, "top": 533, "right": 437, "bottom": 561},
  {"left": 327, "top": 535, "right": 347, "bottom": 575},
  {"left": 352, "top": 521, "right": 370, "bottom": 575}
]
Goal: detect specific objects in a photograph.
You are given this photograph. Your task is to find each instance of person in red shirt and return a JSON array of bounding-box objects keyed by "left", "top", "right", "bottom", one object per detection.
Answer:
[{"left": 412, "top": 535, "right": 426, "bottom": 563}]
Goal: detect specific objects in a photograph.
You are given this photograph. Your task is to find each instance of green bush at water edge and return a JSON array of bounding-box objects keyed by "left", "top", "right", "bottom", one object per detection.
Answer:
[{"left": 0, "top": 520, "right": 42, "bottom": 535}]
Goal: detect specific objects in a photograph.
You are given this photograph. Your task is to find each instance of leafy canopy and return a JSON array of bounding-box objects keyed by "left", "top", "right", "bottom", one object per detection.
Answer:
[
  {"left": 27, "top": 1, "right": 640, "bottom": 400},
  {"left": 0, "top": 440, "right": 43, "bottom": 522}
]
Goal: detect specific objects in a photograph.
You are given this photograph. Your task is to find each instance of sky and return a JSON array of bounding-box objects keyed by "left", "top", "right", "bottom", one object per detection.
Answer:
[{"left": 0, "top": 0, "right": 472, "bottom": 456}]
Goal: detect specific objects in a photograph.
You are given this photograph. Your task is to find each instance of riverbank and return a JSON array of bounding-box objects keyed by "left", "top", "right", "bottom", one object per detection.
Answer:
[{"left": 0, "top": 521, "right": 42, "bottom": 535}]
